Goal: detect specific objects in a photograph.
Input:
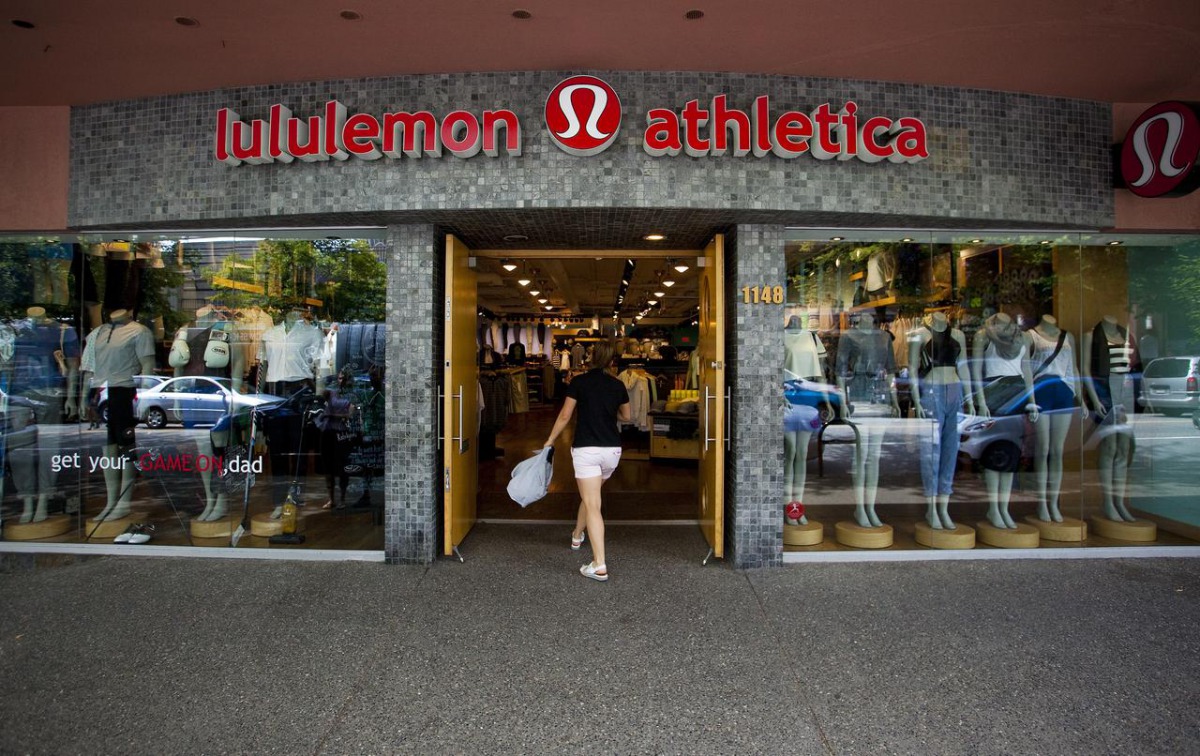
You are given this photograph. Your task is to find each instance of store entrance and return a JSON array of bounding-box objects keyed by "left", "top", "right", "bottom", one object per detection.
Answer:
[{"left": 442, "top": 236, "right": 726, "bottom": 560}]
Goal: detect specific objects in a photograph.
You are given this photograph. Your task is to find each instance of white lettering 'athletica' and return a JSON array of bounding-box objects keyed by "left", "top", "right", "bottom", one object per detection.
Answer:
[
  {"left": 1131, "top": 111, "right": 1188, "bottom": 187},
  {"left": 554, "top": 84, "right": 612, "bottom": 140}
]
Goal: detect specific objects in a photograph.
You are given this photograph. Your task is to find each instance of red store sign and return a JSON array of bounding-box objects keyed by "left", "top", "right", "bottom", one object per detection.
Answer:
[
  {"left": 215, "top": 76, "right": 929, "bottom": 166},
  {"left": 1119, "top": 101, "right": 1200, "bottom": 198}
]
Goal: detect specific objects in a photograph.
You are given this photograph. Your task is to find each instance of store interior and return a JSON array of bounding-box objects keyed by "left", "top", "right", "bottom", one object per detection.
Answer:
[{"left": 471, "top": 253, "right": 703, "bottom": 524}]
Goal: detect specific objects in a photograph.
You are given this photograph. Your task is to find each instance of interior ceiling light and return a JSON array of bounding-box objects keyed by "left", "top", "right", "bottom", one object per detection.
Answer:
[
  {"left": 673, "top": 263, "right": 689, "bottom": 273},
  {"left": 517, "top": 278, "right": 531, "bottom": 287},
  {"left": 512, "top": 9, "right": 532, "bottom": 20},
  {"left": 663, "top": 279, "right": 675, "bottom": 287},
  {"left": 1040, "top": 240, "right": 1052, "bottom": 245},
  {"left": 529, "top": 289, "right": 540, "bottom": 297},
  {"left": 648, "top": 300, "right": 659, "bottom": 305},
  {"left": 537, "top": 298, "right": 548, "bottom": 304},
  {"left": 970, "top": 238, "right": 983, "bottom": 244},
  {"left": 339, "top": 10, "right": 363, "bottom": 21},
  {"left": 503, "top": 233, "right": 529, "bottom": 242},
  {"left": 1108, "top": 240, "right": 1123, "bottom": 246},
  {"left": 543, "top": 304, "right": 553, "bottom": 310},
  {"left": 174, "top": 16, "right": 200, "bottom": 26},
  {"left": 830, "top": 236, "right": 844, "bottom": 241},
  {"left": 654, "top": 290, "right": 665, "bottom": 298},
  {"left": 501, "top": 259, "right": 518, "bottom": 272},
  {"left": 644, "top": 233, "right": 666, "bottom": 241},
  {"left": 900, "top": 237, "right": 913, "bottom": 243},
  {"left": 11, "top": 19, "right": 36, "bottom": 29}
]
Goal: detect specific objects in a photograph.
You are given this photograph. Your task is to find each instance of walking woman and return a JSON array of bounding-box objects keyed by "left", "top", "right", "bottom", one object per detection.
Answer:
[{"left": 544, "top": 339, "right": 631, "bottom": 581}]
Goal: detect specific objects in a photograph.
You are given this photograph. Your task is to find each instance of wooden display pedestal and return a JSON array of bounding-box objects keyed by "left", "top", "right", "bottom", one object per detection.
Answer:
[
  {"left": 5, "top": 514, "right": 72, "bottom": 541},
  {"left": 250, "top": 513, "right": 307, "bottom": 538},
  {"left": 1090, "top": 517, "right": 1156, "bottom": 543},
  {"left": 783, "top": 521, "right": 824, "bottom": 546},
  {"left": 190, "top": 517, "right": 236, "bottom": 539},
  {"left": 85, "top": 516, "right": 133, "bottom": 540},
  {"left": 976, "top": 521, "right": 1040, "bottom": 548},
  {"left": 1024, "top": 516, "right": 1087, "bottom": 542},
  {"left": 914, "top": 522, "right": 975, "bottom": 550},
  {"left": 835, "top": 521, "right": 893, "bottom": 549}
]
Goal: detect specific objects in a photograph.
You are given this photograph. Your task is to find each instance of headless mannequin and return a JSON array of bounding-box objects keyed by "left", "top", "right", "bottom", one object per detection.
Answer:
[
  {"left": 909, "top": 312, "right": 975, "bottom": 530},
  {"left": 11, "top": 307, "right": 80, "bottom": 523},
  {"left": 167, "top": 314, "right": 246, "bottom": 522},
  {"left": 783, "top": 315, "right": 831, "bottom": 526},
  {"left": 259, "top": 310, "right": 321, "bottom": 519},
  {"left": 1082, "top": 315, "right": 1137, "bottom": 522},
  {"left": 972, "top": 313, "right": 1039, "bottom": 529},
  {"left": 837, "top": 311, "right": 900, "bottom": 528},
  {"left": 89, "top": 309, "right": 156, "bottom": 522},
  {"left": 1029, "top": 315, "right": 1077, "bottom": 523}
]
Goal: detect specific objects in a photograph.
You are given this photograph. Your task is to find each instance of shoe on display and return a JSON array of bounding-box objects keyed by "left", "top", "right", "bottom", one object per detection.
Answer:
[
  {"left": 113, "top": 524, "right": 141, "bottom": 544},
  {"left": 579, "top": 562, "right": 608, "bottom": 582},
  {"left": 571, "top": 531, "right": 586, "bottom": 550},
  {"left": 128, "top": 524, "right": 155, "bottom": 545}
]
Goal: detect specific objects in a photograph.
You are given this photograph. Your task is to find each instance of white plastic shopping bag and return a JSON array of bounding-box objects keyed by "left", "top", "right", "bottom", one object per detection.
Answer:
[{"left": 507, "top": 446, "right": 554, "bottom": 507}]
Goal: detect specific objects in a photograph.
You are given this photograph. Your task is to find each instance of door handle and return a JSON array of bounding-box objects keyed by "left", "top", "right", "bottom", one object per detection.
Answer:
[
  {"left": 449, "top": 385, "right": 466, "bottom": 454},
  {"left": 704, "top": 386, "right": 719, "bottom": 450},
  {"left": 437, "top": 389, "right": 444, "bottom": 449},
  {"left": 725, "top": 389, "right": 731, "bottom": 451}
]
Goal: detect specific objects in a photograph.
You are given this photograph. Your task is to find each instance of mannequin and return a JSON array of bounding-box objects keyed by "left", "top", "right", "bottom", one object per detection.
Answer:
[
  {"left": 257, "top": 309, "right": 323, "bottom": 518},
  {"left": 836, "top": 311, "right": 899, "bottom": 528},
  {"left": 864, "top": 248, "right": 897, "bottom": 300},
  {"left": 908, "top": 311, "right": 975, "bottom": 530},
  {"left": 972, "top": 313, "right": 1039, "bottom": 529},
  {"left": 9, "top": 307, "right": 80, "bottom": 523},
  {"left": 81, "top": 309, "right": 156, "bottom": 522},
  {"left": 167, "top": 313, "right": 247, "bottom": 522},
  {"left": 783, "top": 315, "right": 830, "bottom": 525},
  {"left": 1028, "top": 315, "right": 1079, "bottom": 523},
  {"left": 1082, "top": 315, "right": 1137, "bottom": 522}
]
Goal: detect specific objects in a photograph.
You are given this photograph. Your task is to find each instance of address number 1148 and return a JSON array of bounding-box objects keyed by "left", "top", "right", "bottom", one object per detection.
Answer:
[{"left": 742, "top": 285, "right": 784, "bottom": 304}]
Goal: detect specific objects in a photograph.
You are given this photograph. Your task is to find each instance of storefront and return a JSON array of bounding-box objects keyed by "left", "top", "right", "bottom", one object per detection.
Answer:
[{"left": 1, "top": 71, "right": 1197, "bottom": 566}]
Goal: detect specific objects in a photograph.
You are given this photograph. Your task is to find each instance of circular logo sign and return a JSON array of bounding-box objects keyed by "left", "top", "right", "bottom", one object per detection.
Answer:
[
  {"left": 545, "top": 75, "right": 622, "bottom": 156},
  {"left": 786, "top": 501, "right": 805, "bottom": 521},
  {"left": 1120, "top": 101, "right": 1200, "bottom": 198}
]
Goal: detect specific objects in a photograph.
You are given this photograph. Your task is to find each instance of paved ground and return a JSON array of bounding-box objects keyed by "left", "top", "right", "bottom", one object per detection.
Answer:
[{"left": 2, "top": 524, "right": 1198, "bottom": 755}]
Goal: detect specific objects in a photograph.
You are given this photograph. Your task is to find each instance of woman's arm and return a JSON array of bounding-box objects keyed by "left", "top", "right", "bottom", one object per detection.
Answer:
[
  {"left": 617, "top": 401, "right": 632, "bottom": 424},
  {"left": 544, "top": 397, "right": 577, "bottom": 447}
]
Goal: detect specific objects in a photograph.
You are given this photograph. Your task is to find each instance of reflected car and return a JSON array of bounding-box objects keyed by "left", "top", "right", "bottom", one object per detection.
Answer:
[
  {"left": 133, "top": 376, "right": 284, "bottom": 428},
  {"left": 1137, "top": 357, "right": 1200, "bottom": 415},
  {"left": 957, "top": 379, "right": 1086, "bottom": 472},
  {"left": 783, "top": 379, "right": 845, "bottom": 424},
  {"left": 96, "top": 375, "right": 166, "bottom": 423}
]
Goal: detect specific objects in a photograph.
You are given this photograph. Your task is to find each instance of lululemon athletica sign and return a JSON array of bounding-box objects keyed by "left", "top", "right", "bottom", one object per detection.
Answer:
[
  {"left": 214, "top": 76, "right": 929, "bottom": 166},
  {"left": 1119, "top": 102, "right": 1200, "bottom": 198}
]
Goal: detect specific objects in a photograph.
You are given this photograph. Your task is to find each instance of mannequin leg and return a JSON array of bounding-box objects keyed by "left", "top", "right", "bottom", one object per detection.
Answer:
[
  {"left": 10, "top": 447, "right": 37, "bottom": 523},
  {"left": 851, "top": 425, "right": 870, "bottom": 527},
  {"left": 195, "top": 434, "right": 217, "bottom": 521},
  {"left": 862, "top": 426, "right": 884, "bottom": 526},
  {"left": 985, "top": 471, "right": 1016, "bottom": 528},
  {"left": 99, "top": 445, "right": 136, "bottom": 521},
  {"left": 1112, "top": 432, "right": 1134, "bottom": 521},
  {"left": 937, "top": 494, "right": 955, "bottom": 530},
  {"left": 1034, "top": 413, "right": 1070, "bottom": 522},
  {"left": 926, "top": 495, "right": 942, "bottom": 529},
  {"left": 784, "top": 430, "right": 810, "bottom": 525},
  {"left": 1100, "top": 431, "right": 1135, "bottom": 521}
]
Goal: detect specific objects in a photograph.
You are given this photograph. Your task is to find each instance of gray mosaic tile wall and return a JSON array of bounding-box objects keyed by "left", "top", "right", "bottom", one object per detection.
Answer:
[
  {"left": 68, "top": 72, "right": 1112, "bottom": 229},
  {"left": 384, "top": 224, "right": 441, "bottom": 564},
  {"left": 725, "top": 226, "right": 786, "bottom": 569}
]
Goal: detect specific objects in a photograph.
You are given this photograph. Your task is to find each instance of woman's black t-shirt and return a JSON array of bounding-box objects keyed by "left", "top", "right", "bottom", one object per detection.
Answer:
[{"left": 565, "top": 368, "right": 630, "bottom": 448}]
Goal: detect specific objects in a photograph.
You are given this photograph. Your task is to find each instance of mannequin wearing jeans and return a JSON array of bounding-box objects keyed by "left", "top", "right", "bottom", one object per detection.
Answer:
[
  {"left": 1082, "top": 315, "right": 1137, "bottom": 522},
  {"left": 909, "top": 312, "right": 974, "bottom": 530}
]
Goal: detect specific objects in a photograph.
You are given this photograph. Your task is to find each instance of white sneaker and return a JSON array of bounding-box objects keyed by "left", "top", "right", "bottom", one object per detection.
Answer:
[
  {"left": 113, "top": 524, "right": 139, "bottom": 544},
  {"left": 579, "top": 562, "right": 608, "bottom": 582},
  {"left": 128, "top": 524, "right": 155, "bottom": 545}
]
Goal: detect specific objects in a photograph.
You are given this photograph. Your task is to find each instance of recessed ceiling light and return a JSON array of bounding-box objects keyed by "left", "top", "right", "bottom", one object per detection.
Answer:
[
  {"left": 1108, "top": 240, "right": 1123, "bottom": 246},
  {"left": 644, "top": 233, "right": 666, "bottom": 241},
  {"left": 900, "top": 237, "right": 913, "bottom": 243},
  {"left": 621, "top": 279, "right": 629, "bottom": 286},
  {"left": 512, "top": 9, "right": 532, "bottom": 20},
  {"left": 1040, "top": 240, "right": 1052, "bottom": 245},
  {"left": 502, "top": 234, "right": 529, "bottom": 242},
  {"left": 663, "top": 280, "right": 675, "bottom": 287},
  {"left": 970, "top": 238, "right": 983, "bottom": 244},
  {"left": 830, "top": 236, "right": 844, "bottom": 241},
  {"left": 339, "top": 10, "right": 363, "bottom": 21},
  {"left": 174, "top": 16, "right": 200, "bottom": 27},
  {"left": 11, "top": 19, "right": 36, "bottom": 29},
  {"left": 517, "top": 278, "right": 531, "bottom": 287}
]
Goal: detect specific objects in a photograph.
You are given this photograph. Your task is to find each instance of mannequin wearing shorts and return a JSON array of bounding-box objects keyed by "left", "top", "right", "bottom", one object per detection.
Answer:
[
  {"left": 972, "top": 313, "right": 1039, "bottom": 529},
  {"left": 838, "top": 311, "right": 900, "bottom": 528},
  {"left": 783, "top": 316, "right": 829, "bottom": 526},
  {"left": 909, "top": 312, "right": 975, "bottom": 530},
  {"left": 1028, "top": 315, "right": 1078, "bottom": 523},
  {"left": 543, "top": 340, "right": 630, "bottom": 582},
  {"left": 1082, "top": 315, "right": 1137, "bottom": 522}
]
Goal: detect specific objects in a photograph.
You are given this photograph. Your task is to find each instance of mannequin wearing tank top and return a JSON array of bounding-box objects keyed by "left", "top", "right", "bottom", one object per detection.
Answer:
[
  {"left": 972, "top": 313, "right": 1039, "bottom": 529},
  {"left": 1028, "top": 315, "right": 1077, "bottom": 523},
  {"left": 1081, "top": 315, "right": 1138, "bottom": 523},
  {"left": 908, "top": 312, "right": 974, "bottom": 531}
]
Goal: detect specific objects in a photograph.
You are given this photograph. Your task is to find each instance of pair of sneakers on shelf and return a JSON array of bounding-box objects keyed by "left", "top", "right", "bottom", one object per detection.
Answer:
[
  {"left": 570, "top": 530, "right": 607, "bottom": 582},
  {"left": 113, "top": 523, "right": 154, "bottom": 544}
]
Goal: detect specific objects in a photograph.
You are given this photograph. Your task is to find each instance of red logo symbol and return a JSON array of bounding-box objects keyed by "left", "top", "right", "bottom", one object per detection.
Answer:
[
  {"left": 786, "top": 501, "right": 805, "bottom": 521},
  {"left": 545, "top": 76, "right": 622, "bottom": 156},
  {"left": 1120, "top": 101, "right": 1200, "bottom": 198}
]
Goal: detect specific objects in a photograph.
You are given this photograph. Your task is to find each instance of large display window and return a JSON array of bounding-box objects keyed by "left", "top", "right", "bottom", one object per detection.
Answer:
[
  {"left": 781, "top": 231, "right": 1200, "bottom": 551},
  {"left": 0, "top": 230, "right": 388, "bottom": 550}
]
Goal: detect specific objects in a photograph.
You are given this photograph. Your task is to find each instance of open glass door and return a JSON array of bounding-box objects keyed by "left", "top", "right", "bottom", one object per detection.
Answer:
[
  {"left": 698, "top": 234, "right": 726, "bottom": 561},
  {"left": 443, "top": 235, "right": 479, "bottom": 557}
]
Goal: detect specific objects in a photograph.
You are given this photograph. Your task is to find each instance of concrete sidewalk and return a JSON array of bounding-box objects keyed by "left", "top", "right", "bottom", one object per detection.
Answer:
[{"left": 1, "top": 524, "right": 1198, "bottom": 754}]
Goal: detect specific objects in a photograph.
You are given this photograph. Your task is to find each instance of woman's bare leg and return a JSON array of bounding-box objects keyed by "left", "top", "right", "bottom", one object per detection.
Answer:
[{"left": 577, "top": 475, "right": 606, "bottom": 568}]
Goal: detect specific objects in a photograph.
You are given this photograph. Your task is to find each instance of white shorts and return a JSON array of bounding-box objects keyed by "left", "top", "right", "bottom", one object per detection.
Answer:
[{"left": 571, "top": 446, "right": 622, "bottom": 480}]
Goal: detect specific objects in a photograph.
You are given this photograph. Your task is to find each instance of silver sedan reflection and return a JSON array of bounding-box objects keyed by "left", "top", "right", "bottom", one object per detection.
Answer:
[{"left": 133, "top": 376, "right": 283, "bottom": 429}]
